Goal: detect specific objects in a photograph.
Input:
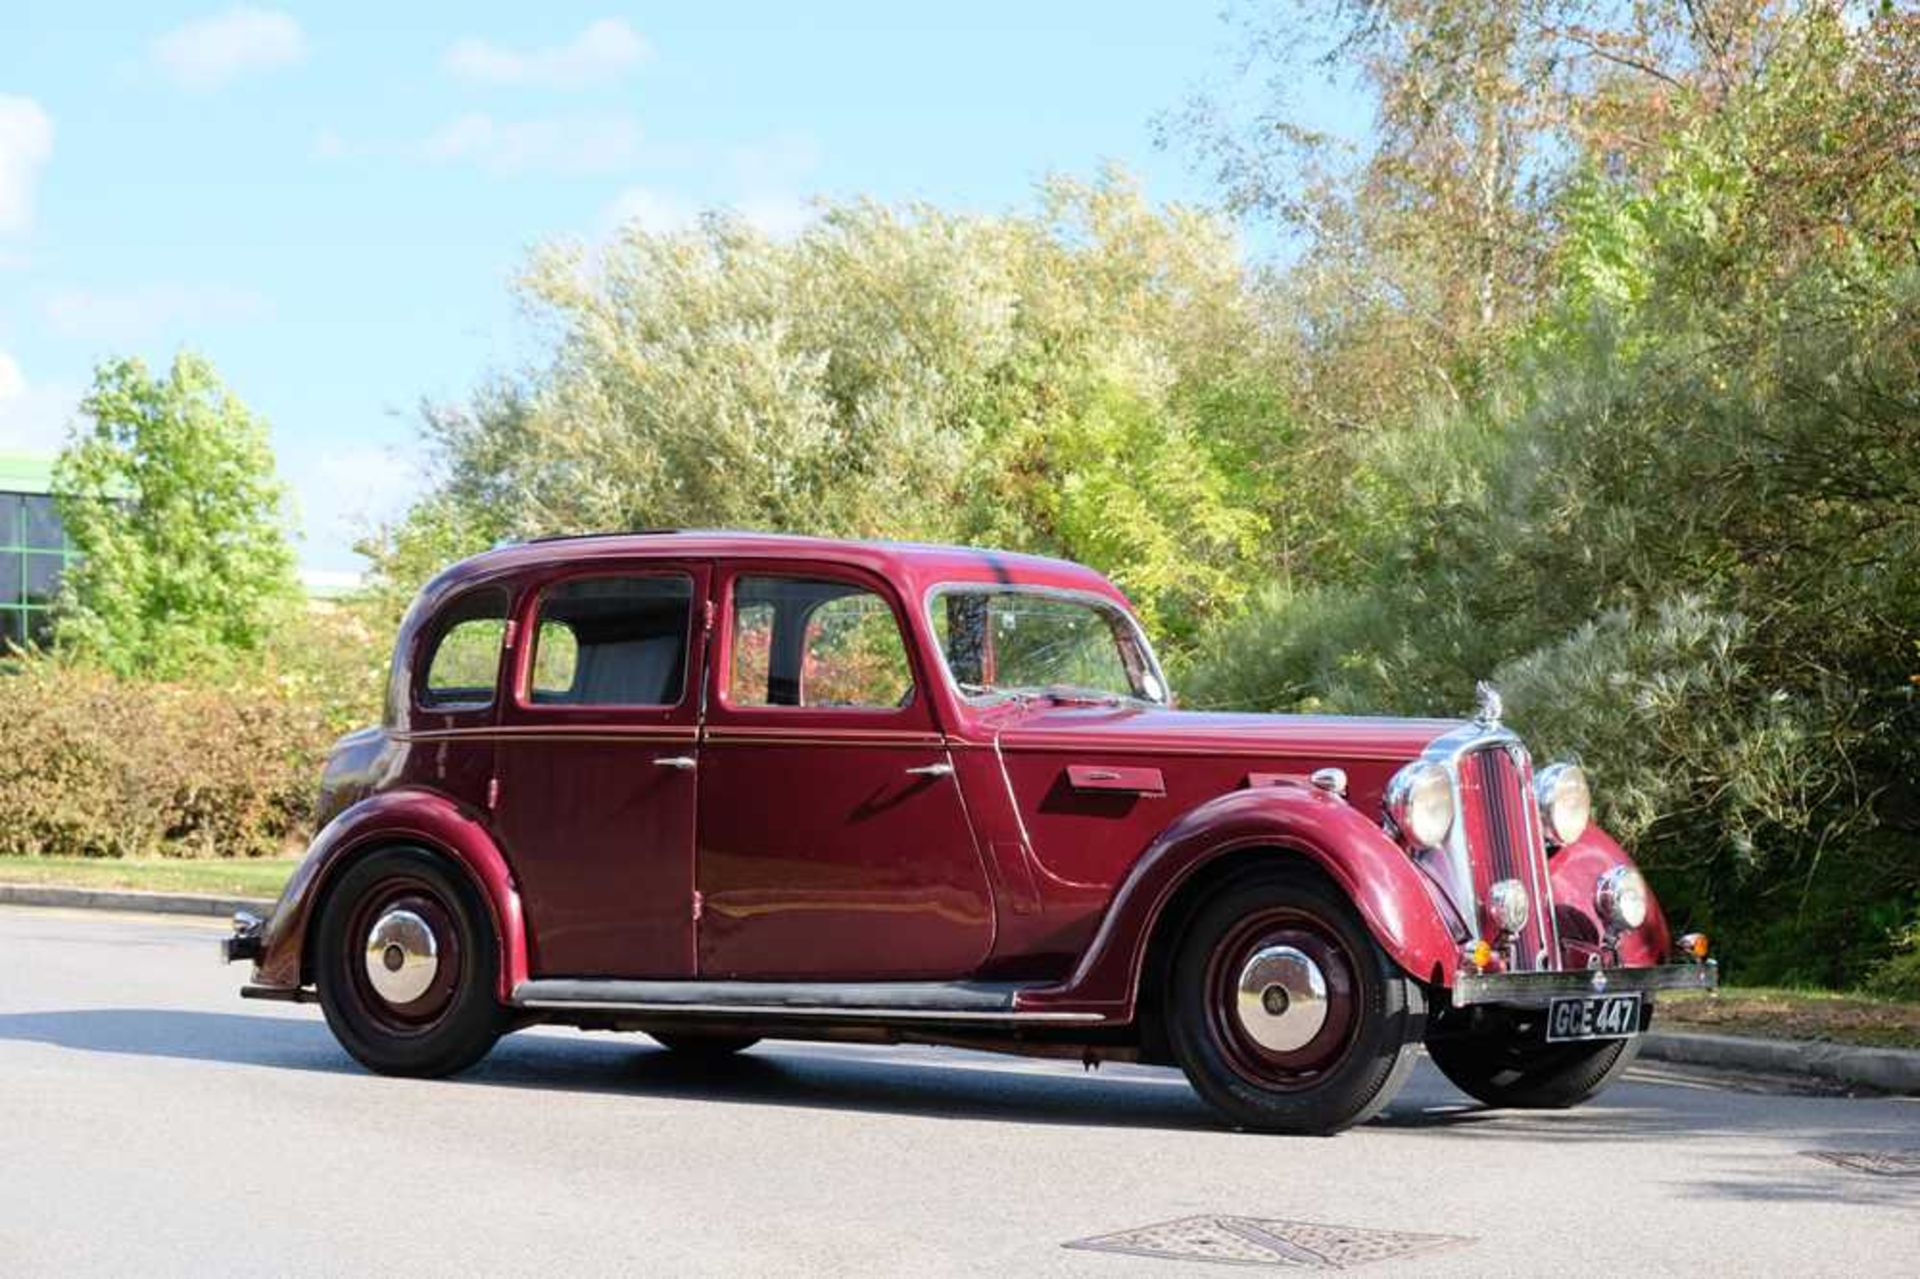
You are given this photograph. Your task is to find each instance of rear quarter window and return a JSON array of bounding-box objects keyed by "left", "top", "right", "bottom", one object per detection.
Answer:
[{"left": 419, "top": 587, "right": 510, "bottom": 708}]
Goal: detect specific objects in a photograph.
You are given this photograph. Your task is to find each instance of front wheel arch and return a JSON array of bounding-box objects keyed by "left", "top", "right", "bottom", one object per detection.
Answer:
[{"left": 1136, "top": 848, "right": 1343, "bottom": 1065}]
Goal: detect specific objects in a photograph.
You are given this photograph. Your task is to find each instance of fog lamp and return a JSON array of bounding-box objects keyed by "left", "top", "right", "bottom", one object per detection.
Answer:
[
  {"left": 1486, "top": 878, "right": 1530, "bottom": 936},
  {"left": 1594, "top": 866, "right": 1649, "bottom": 932},
  {"left": 1678, "top": 932, "right": 1710, "bottom": 961}
]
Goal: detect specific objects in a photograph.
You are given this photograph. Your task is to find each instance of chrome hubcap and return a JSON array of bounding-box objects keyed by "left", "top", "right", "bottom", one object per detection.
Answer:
[
  {"left": 1234, "top": 945, "right": 1328, "bottom": 1052},
  {"left": 363, "top": 908, "right": 438, "bottom": 1005}
]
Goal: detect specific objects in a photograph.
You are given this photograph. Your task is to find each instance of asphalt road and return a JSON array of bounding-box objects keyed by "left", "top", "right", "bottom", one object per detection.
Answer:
[{"left": 3, "top": 906, "right": 1916, "bottom": 1277}]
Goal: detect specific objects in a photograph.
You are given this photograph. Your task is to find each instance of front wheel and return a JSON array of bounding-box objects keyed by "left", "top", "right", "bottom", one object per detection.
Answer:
[
  {"left": 314, "top": 847, "right": 506, "bottom": 1077},
  {"left": 1164, "top": 870, "right": 1426, "bottom": 1134},
  {"left": 1427, "top": 1024, "right": 1645, "bottom": 1109}
]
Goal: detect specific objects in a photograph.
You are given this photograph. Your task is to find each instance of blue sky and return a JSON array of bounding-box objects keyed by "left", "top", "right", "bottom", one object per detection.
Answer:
[{"left": 0, "top": 4, "right": 1359, "bottom": 579}]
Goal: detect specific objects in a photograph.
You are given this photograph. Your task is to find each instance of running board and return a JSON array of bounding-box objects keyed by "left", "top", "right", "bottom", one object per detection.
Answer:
[{"left": 509, "top": 979, "right": 1104, "bottom": 1024}]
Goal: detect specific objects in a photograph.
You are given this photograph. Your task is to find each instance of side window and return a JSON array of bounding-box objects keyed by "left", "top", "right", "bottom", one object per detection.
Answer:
[
  {"left": 528, "top": 575, "right": 693, "bottom": 707},
  {"left": 728, "top": 576, "right": 913, "bottom": 710},
  {"left": 421, "top": 588, "right": 509, "bottom": 708}
]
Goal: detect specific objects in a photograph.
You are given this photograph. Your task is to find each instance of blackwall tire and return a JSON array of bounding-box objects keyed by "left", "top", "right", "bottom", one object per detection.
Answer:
[
  {"left": 651, "top": 1032, "right": 760, "bottom": 1058},
  {"left": 314, "top": 846, "right": 505, "bottom": 1078},
  {"left": 1165, "top": 870, "right": 1426, "bottom": 1135},
  {"left": 1427, "top": 1023, "right": 1645, "bottom": 1109}
]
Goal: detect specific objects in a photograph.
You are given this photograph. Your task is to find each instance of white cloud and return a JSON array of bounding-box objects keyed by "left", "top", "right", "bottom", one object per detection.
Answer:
[
  {"left": 604, "top": 187, "right": 699, "bottom": 235},
  {"left": 0, "top": 353, "right": 78, "bottom": 453},
  {"left": 151, "top": 7, "right": 306, "bottom": 91},
  {"left": 43, "top": 283, "right": 271, "bottom": 341},
  {"left": 444, "top": 19, "right": 650, "bottom": 91},
  {"left": 0, "top": 96, "right": 53, "bottom": 237},
  {"left": 323, "top": 113, "right": 646, "bottom": 176},
  {"left": 286, "top": 440, "right": 428, "bottom": 572},
  {"left": 605, "top": 188, "right": 818, "bottom": 241}
]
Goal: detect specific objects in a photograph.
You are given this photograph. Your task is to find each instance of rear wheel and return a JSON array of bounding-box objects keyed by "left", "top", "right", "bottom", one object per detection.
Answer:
[
  {"left": 1164, "top": 870, "right": 1425, "bottom": 1134},
  {"left": 1427, "top": 1024, "right": 1645, "bottom": 1109},
  {"left": 314, "top": 847, "right": 505, "bottom": 1077},
  {"left": 651, "top": 1031, "right": 760, "bottom": 1059}
]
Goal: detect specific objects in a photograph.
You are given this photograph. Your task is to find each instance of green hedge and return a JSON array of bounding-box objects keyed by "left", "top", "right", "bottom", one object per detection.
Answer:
[{"left": 0, "top": 658, "right": 336, "bottom": 860}]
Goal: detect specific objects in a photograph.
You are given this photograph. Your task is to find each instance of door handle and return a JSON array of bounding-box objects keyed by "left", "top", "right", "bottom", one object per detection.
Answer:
[
  {"left": 904, "top": 762, "right": 954, "bottom": 778},
  {"left": 654, "top": 755, "right": 698, "bottom": 771}
]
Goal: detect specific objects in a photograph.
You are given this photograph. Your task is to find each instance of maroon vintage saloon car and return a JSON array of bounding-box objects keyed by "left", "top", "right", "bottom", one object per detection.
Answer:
[{"left": 227, "top": 531, "right": 1716, "bottom": 1133}]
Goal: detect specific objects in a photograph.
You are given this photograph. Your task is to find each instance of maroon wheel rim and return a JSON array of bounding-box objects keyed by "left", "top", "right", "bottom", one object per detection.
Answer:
[
  {"left": 1202, "top": 905, "right": 1366, "bottom": 1092},
  {"left": 342, "top": 874, "right": 465, "bottom": 1036}
]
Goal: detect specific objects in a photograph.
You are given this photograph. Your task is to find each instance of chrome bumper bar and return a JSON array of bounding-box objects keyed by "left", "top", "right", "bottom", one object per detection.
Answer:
[{"left": 1451, "top": 960, "right": 1717, "bottom": 1008}]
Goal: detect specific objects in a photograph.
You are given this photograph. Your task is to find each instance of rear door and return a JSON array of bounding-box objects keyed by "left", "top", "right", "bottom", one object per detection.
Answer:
[
  {"left": 694, "top": 564, "right": 994, "bottom": 980},
  {"left": 492, "top": 562, "right": 709, "bottom": 978}
]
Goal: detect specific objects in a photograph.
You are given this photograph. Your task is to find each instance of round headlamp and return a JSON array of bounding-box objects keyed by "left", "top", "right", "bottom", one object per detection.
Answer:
[
  {"left": 1534, "top": 762, "right": 1591, "bottom": 847},
  {"left": 1594, "top": 866, "right": 1649, "bottom": 932},
  {"left": 1486, "top": 878, "right": 1531, "bottom": 936},
  {"left": 1385, "top": 760, "right": 1454, "bottom": 850}
]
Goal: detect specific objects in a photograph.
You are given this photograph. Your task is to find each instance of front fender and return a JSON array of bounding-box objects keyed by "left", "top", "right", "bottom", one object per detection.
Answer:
[
  {"left": 252, "top": 789, "right": 529, "bottom": 1000},
  {"left": 1014, "top": 783, "right": 1460, "bottom": 1020},
  {"left": 1547, "top": 827, "right": 1672, "bottom": 965}
]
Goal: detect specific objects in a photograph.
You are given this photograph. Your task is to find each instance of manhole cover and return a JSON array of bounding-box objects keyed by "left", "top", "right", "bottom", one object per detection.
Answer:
[
  {"left": 1064, "top": 1215, "right": 1471, "bottom": 1269},
  {"left": 1804, "top": 1150, "right": 1920, "bottom": 1177}
]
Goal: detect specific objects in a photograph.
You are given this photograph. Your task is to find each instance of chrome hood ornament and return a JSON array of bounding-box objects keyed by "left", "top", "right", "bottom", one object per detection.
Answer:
[{"left": 1473, "top": 681, "right": 1504, "bottom": 728}]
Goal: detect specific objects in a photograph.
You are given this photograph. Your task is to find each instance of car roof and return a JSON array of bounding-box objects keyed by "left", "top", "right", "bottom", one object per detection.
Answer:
[{"left": 430, "top": 530, "right": 1132, "bottom": 608}]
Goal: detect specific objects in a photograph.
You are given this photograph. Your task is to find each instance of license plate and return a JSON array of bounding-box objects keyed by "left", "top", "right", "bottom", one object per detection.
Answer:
[{"left": 1546, "top": 993, "right": 1642, "bottom": 1042}]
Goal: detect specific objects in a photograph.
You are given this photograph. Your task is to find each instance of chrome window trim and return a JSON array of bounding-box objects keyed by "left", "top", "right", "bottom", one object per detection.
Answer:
[{"left": 920, "top": 581, "right": 1172, "bottom": 709}]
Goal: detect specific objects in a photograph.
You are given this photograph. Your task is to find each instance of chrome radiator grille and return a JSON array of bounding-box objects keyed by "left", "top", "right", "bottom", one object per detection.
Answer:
[{"left": 1455, "top": 744, "right": 1558, "bottom": 971}]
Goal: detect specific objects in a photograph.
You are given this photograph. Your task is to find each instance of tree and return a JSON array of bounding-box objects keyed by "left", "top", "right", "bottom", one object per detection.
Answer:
[
  {"left": 370, "top": 172, "right": 1282, "bottom": 645},
  {"left": 53, "top": 353, "right": 301, "bottom": 678}
]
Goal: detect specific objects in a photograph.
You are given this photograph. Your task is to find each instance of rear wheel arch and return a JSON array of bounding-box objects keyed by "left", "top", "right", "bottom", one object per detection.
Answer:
[{"left": 302, "top": 834, "right": 518, "bottom": 996}]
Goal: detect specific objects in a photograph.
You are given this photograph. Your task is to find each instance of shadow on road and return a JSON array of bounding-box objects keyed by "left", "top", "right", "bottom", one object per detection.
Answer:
[{"left": 2, "top": 1007, "right": 1914, "bottom": 1176}]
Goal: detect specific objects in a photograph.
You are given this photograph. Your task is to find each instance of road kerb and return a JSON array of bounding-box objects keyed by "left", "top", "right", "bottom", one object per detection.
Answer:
[
  {"left": 1641, "top": 1029, "right": 1920, "bottom": 1096},
  {"left": 0, "top": 882, "right": 274, "bottom": 919}
]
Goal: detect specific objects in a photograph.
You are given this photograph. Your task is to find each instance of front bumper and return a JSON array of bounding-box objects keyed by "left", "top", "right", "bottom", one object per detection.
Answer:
[{"left": 1451, "top": 960, "right": 1717, "bottom": 1008}]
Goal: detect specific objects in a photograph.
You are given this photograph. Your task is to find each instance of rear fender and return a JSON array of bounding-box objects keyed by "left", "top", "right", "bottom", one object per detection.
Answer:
[
  {"left": 253, "top": 789, "right": 529, "bottom": 1000},
  {"left": 1014, "top": 783, "right": 1460, "bottom": 1020}
]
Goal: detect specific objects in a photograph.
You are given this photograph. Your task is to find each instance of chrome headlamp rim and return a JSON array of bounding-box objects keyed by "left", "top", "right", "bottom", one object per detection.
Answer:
[
  {"left": 1534, "top": 761, "right": 1592, "bottom": 847},
  {"left": 1594, "top": 865, "right": 1649, "bottom": 932},
  {"left": 1384, "top": 760, "right": 1454, "bottom": 851}
]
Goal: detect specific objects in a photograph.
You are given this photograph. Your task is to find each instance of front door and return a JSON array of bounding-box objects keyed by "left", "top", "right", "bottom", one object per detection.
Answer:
[
  {"left": 493, "top": 563, "right": 709, "bottom": 978},
  {"left": 695, "top": 566, "right": 995, "bottom": 980}
]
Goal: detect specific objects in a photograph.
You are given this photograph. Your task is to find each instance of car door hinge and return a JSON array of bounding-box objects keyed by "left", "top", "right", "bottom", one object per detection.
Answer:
[
  {"left": 691, "top": 890, "right": 704, "bottom": 922},
  {"left": 701, "top": 598, "right": 715, "bottom": 634},
  {"left": 486, "top": 776, "right": 501, "bottom": 810},
  {"left": 502, "top": 619, "right": 519, "bottom": 649}
]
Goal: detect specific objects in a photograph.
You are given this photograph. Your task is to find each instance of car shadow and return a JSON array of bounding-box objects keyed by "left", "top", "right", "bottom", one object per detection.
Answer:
[{"left": 2, "top": 1008, "right": 1914, "bottom": 1174}]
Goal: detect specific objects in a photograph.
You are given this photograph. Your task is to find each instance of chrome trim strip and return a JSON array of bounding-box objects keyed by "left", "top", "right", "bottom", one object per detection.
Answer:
[
  {"left": 512, "top": 999, "right": 1104, "bottom": 1023},
  {"left": 508, "top": 978, "right": 1108, "bottom": 1023},
  {"left": 1451, "top": 961, "right": 1718, "bottom": 1008}
]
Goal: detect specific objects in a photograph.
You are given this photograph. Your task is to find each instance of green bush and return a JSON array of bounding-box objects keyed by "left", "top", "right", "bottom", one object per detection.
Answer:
[{"left": 0, "top": 657, "right": 337, "bottom": 860}]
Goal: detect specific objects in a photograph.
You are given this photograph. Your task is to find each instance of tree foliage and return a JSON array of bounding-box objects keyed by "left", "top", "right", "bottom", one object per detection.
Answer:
[
  {"left": 369, "top": 174, "right": 1282, "bottom": 644},
  {"left": 53, "top": 353, "right": 301, "bottom": 679},
  {"left": 1182, "top": 6, "right": 1920, "bottom": 983}
]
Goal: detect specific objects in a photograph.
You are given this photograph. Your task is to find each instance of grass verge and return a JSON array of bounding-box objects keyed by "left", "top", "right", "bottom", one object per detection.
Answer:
[
  {"left": 0, "top": 855, "right": 294, "bottom": 899},
  {"left": 1659, "top": 986, "right": 1920, "bottom": 1051}
]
